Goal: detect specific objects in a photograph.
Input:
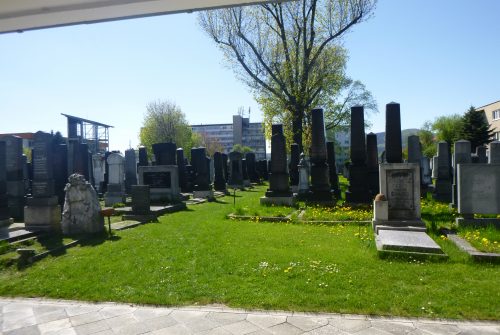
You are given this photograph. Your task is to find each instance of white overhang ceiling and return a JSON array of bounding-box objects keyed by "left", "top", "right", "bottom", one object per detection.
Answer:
[{"left": 0, "top": 0, "right": 281, "bottom": 34}]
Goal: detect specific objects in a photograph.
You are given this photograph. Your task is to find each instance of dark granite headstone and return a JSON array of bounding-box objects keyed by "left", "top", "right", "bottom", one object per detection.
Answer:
[
  {"left": 490, "top": 141, "right": 500, "bottom": 164},
  {"left": 326, "top": 141, "right": 340, "bottom": 198},
  {"left": 366, "top": 133, "right": 379, "bottom": 196},
  {"left": 184, "top": 163, "right": 194, "bottom": 192},
  {"left": 191, "top": 147, "right": 210, "bottom": 191},
  {"left": 53, "top": 144, "right": 68, "bottom": 205},
  {"left": 153, "top": 142, "right": 177, "bottom": 166},
  {"left": 131, "top": 185, "right": 150, "bottom": 214},
  {"left": 213, "top": 152, "right": 226, "bottom": 191},
  {"left": 258, "top": 160, "right": 269, "bottom": 181},
  {"left": 265, "top": 124, "right": 292, "bottom": 197},
  {"left": 289, "top": 144, "right": 300, "bottom": 189},
  {"left": 245, "top": 152, "right": 259, "bottom": 183},
  {"left": 138, "top": 146, "right": 149, "bottom": 166},
  {"left": 385, "top": 102, "right": 403, "bottom": 163},
  {"left": 25, "top": 131, "right": 61, "bottom": 232},
  {"left": 309, "top": 109, "right": 331, "bottom": 201},
  {"left": 70, "top": 142, "right": 91, "bottom": 181},
  {"left": 228, "top": 151, "right": 243, "bottom": 188},
  {"left": 241, "top": 158, "right": 250, "bottom": 185},
  {"left": 176, "top": 148, "right": 187, "bottom": 192},
  {"left": 451, "top": 140, "right": 471, "bottom": 207},
  {"left": 433, "top": 141, "right": 452, "bottom": 202},
  {"left": 476, "top": 146, "right": 487, "bottom": 163},
  {"left": 407, "top": 135, "right": 422, "bottom": 164},
  {"left": 125, "top": 149, "right": 138, "bottom": 194},
  {"left": 221, "top": 153, "right": 229, "bottom": 182},
  {"left": 346, "top": 106, "right": 370, "bottom": 203},
  {"left": 2, "top": 135, "right": 25, "bottom": 219},
  {"left": 0, "top": 142, "right": 9, "bottom": 221}
]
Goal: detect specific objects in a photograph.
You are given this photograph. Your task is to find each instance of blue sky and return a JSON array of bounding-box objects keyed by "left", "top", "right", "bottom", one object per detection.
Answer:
[{"left": 1, "top": 0, "right": 499, "bottom": 152}]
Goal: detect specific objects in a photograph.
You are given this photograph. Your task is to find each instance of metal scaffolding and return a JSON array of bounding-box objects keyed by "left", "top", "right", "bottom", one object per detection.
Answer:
[{"left": 61, "top": 113, "right": 113, "bottom": 154}]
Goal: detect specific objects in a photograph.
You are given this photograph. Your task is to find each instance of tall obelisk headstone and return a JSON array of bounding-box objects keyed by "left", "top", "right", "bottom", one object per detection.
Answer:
[
  {"left": 346, "top": 106, "right": 370, "bottom": 203},
  {"left": 366, "top": 132, "right": 379, "bottom": 196},
  {"left": 309, "top": 109, "right": 332, "bottom": 202},
  {"left": 260, "top": 125, "right": 294, "bottom": 205}
]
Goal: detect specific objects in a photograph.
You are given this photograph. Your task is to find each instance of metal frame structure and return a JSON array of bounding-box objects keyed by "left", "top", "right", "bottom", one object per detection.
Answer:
[{"left": 61, "top": 113, "right": 113, "bottom": 154}]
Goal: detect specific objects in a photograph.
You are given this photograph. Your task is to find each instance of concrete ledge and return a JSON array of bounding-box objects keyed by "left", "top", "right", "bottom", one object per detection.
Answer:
[{"left": 446, "top": 233, "right": 500, "bottom": 263}]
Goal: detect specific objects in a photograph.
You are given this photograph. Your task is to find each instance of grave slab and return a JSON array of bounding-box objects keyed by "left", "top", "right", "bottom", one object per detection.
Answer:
[{"left": 375, "top": 230, "right": 444, "bottom": 254}]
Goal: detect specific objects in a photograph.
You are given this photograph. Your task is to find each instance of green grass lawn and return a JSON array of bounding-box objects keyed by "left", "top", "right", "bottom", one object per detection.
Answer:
[{"left": 0, "top": 185, "right": 499, "bottom": 320}]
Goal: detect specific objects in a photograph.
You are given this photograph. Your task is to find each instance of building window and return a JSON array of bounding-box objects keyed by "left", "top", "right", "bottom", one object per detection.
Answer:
[
  {"left": 495, "top": 132, "right": 500, "bottom": 141},
  {"left": 493, "top": 109, "right": 500, "bottom": 120}
]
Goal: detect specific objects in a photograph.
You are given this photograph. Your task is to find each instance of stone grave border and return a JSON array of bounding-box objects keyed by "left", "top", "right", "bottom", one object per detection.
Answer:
[
  {"left": 226, "top": 210, "right": 297, "bottom": 222},
  {"left": 445, "top": 231, "right": 500, "bottom": 263}
]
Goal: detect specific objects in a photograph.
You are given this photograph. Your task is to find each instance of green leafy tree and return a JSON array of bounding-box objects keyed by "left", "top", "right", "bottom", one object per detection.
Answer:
[
  {"left": 459, "top": 106, "right": 494, "bottom": 152},
  {"left": 431, "top": 114, "right": 463, "bottom": 144},
  {"left": 418, "top": 121, "right": 436, "bottom": 158},
  {"left": 232, "top": 144, "right": 253, "bottom": 154},
  {"left": 199, "top": 0, "right": 376, "bottom": 152},
  {"left": 139, "top": 100, "right": 197, "bottom": 157}
]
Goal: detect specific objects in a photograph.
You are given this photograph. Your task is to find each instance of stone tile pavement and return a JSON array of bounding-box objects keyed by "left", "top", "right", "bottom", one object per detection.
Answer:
[{"left": 1, "top": 297, "right": 499, "bottom": 335}]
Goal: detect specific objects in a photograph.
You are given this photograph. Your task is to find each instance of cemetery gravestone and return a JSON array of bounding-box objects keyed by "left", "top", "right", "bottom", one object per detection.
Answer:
[
  {"left": 456, "top": 163, "right": 500, "bottom": 228},
  {"left": 138, "top": 165, "right": 180, "bottom": 202},
  {"left": 53, "top": 143, "right": 68, "bottom": 205},
  {"left": 213, "top": 152, "right": 227, "bottom": 192},
  {"left": 242, "top": 158, "right": 251, "bottom": 187},
  {"left": 246, "top": 152, "right": 259, "bottom": 184},
  {"left": 191, "top": 147, "right": 213, "bottom": 199},
  {"left": 309, "top": 108, "right": 332, "bottom": 202},
  {"left": 152, "top": 142, "right": 177, "bottom": 166},
  {"left": 346, "top": 106, "right": 370, "bottom": 203},
  {"left": 24, "top": 131, "right": 61, "bottom": 232},
  {"left": 2, "top": 135, "right": 25, "bottom": 219},
  {"left": 297, "top": 153, "right": 310, "bottom": 198},
  {"left": 326, "top": 141, "right": 340, "bottom": 198},
  {"left": 0, "top": 142, "right": 12, "bottom": 226},
  {"left": 260, "top": 124, "right": 294, "bottom": 206},
  {"left": 138, "top": 146, "right": 149, "bottom": 167},
  {"left": 61, "top": 174, "right": 103, "bottom": 234},
  {"left": 421, "top": 156, "right": 432, "bottom": 186},
  {"left": 221, "top": 153, "right": 229, "bottom": 182},
  {"left": 451, "top": 140, "right": 471, "bottom": 208},
  {"left": 104, "top": 153, "right": 126, "bottom": 206},
  {"left": 289, "top": 144, "right": 300, "bottom": 193},
  {"left": 476, "top": 146, "right": 487, "bottom": 164},
  {"left": 372, "top": 163, "right": 427, "bottom": 234},
  {"left": 433, "top": 141, "right": 452, "bottom": 202},
  {"left": 228, "top": 151, "right": 244, "bottom": 189},
  {"left": 489, "top": 141, "right": 500, "bottom": 164},
  {"left": 366, "top": 132, "right": 379, "bottom": 196},
  {"left": 176, "top": 148, "right": 187, "bottom": 192},
  {"left": 385, "top": 102, "right": 403, "bottom": 163},
  {"left": 125, "top": 148, "right": 138, "bottom": 194}
]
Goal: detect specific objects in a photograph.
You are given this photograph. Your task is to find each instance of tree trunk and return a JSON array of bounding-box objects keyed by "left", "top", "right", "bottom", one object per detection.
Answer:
[{"left": 292, "top": 109, "right": 303, "bottom": 153}]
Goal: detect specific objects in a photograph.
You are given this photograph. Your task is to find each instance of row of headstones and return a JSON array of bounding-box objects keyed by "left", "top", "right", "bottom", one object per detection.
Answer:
[
  {"left": 0, "top": 132, "right": 94, "bottom": 230},
  {"left": 431, "top": 139, "right": 500, "bottom": 208},
  {"left": 102, "top": 144, "right": 271, "bottom": 206},
  {"left": 261, "top": 108, "right": 339, "bottom": 205}
]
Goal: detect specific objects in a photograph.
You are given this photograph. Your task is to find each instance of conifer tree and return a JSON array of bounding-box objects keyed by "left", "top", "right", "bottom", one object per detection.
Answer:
[{"left": 459, "top": 106, "right": 494, "bottom": 152}]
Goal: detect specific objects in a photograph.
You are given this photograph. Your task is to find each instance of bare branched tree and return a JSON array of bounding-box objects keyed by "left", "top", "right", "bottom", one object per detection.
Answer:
[{"left": 199, "top": 0, "right": 376, "bottom": 151}]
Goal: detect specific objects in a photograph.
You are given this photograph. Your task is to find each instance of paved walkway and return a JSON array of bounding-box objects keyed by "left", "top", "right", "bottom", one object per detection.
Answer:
[{"left": 1, "top": 297, "right": 499, "bottom": 335}]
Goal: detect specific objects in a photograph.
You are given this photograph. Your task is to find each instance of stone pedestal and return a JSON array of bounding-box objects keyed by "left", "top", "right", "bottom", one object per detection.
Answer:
[
  {"left": 25, "top": 196, "right": 61, "bottom": 232},
  {"left": 138, "top": 165, "right": 181, "bottom": 203}
]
